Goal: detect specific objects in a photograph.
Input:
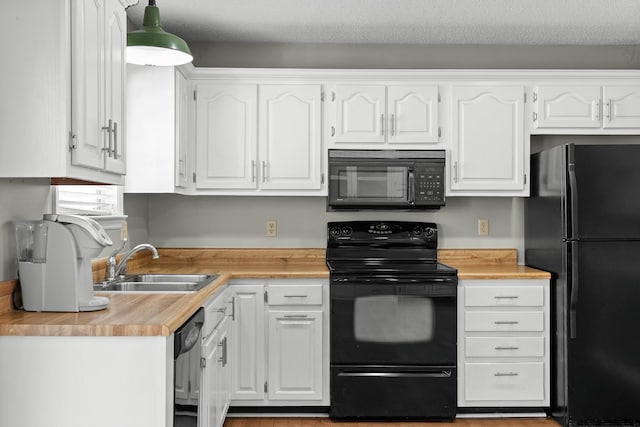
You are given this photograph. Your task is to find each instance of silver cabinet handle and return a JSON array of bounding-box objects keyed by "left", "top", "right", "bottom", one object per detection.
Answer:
[
  {"left": 262, "top": 161, "right": 267, "bottom": 183},
  {"left": 251, "top": 160, "right": 256, "bottom": 182},
  {"left": 284, "top": 295, "right": 308, "bottom": 298},
  {"left": 391, "top": 114, "right": 395, "bottom": 136},
  {"left": 380, "top": 113, "right": 385, "bottom": 136},
  {"left": 494, "top": 320, "right": 519, "bottom": 325},
  {"left": 606, "top": 100, "right": 612, "bottom": 121},
  {"left": 331, "top": 126, "right": 335, "bottom": 137},
  {"left": 112, "top": 121, "right": 118, "bottom": 159},
  {"left": 453, "top": 161, "right": 458, "bottom": 183},
  {"left": 595, "top": 100, "right": 600, "bottom": 121},
  {"left": 494, "top": 372, "right": 519, "bottom": 377},
  {"left": 228, "top": 296, "right": 235, "bottom": 321},
  {"left": 494, "top": 346, "right": 520, "bottom": 351},
  {"left": 101, "top": 119, "right": 113, "bottom": 157},
  {"left": 494, "top": 295, "right": 519, "bottom": 299},
  {"left": 283, "top": 314, "right": 308, "bottom": 318}
]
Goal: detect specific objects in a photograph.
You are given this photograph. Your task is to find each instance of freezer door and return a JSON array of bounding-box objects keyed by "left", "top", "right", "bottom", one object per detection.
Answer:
[
  {"left": 567, "top": 240, "right": 640, "bottom": 424},
  {"left": 569, "top": 144, "right": 640, "bottom": 239}
]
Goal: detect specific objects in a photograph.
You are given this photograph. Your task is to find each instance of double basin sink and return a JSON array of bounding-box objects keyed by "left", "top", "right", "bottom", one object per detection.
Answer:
[{"left": 94, "top": 274, "right": 218, "bottom": 293}]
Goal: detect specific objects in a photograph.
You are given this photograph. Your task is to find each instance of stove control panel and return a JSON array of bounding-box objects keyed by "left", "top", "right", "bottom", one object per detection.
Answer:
[{"left": 327, "top": 221, "right": 438, "bottom": 248}]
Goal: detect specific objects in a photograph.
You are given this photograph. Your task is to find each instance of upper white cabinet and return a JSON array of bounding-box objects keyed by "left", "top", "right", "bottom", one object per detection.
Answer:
[
  {"left": 449, "top": 85, "right": 527, "bottom": 196},
  {"left": 532, "top": 85, "right": 640, "bottom": 131},
  {"left": 331, "top": 84, "right": 440, "bottom": 148},
  {"left": 0, "top": 0, "right": 132, "bottom": 184},
  {"left": 193, "top": 82, "right": 324, "bottom": 194}
]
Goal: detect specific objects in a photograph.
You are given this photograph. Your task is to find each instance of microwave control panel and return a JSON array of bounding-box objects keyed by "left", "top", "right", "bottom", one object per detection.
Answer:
[{"left": 414, "top": 164, "right": 445, "bottom": 205}]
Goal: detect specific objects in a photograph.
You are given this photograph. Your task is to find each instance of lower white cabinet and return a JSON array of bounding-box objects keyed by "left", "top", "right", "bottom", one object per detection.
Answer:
[
  {"left": 229, "top": 279, "right": 329, "bottom": 406},
  {"left": 201, "top": 287, "right": 232, "bottom": 427},
  {"left": 457, "top": 279, "right": 550, "bottom": 408}
]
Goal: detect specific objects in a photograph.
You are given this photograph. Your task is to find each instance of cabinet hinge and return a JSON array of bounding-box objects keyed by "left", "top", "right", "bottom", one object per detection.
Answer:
[
  {"left": 321, "top": 173, "right": 325, "bottom": 185},
  {"left": 321, "top": 92, "right": 325, "bottom": 102},
  {"left": 524, "top": 92, "right": 527, "bottom": 103},
  {"left": 193, "top": 90, "right": 197, "bottom": 101},
  {"left": 524, "top": 174, "right": 527, "bottom": 185},
  {"left": 200, "top": 356, "right": 206, "bottom": 369},
  {"left": 332, "top": 91, "right": 336, "bottom": 102},
  {"left": 193, "top": 172, "right": 196, "bottom": 183},
  {"left": 68, "top": 132, "right": 77, "bottom": 150},
  {"left": 438, "top": 93, "right": 441, "bottom": 103},
  {"left": 264, "top": 290, "right": 268, "bottom": 303},
  {"left": 532, "top": 92, "right": 538, "bottom": 103},
  {"left": 438, "top": 127, "right": 441, "bottom": 138},
  {"left": 264, "top": 381, "right": 268, "bottom": 393}
]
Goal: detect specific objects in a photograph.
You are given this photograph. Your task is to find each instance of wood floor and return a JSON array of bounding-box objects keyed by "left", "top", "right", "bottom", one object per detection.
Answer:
[{"left": 223, "top": 417, "right": 560, "bottom": 427}]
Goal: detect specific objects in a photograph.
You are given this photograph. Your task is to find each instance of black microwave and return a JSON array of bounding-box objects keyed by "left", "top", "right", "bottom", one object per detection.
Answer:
[{"left": 327, "top": 149, "right": 445, "bottom": 210}]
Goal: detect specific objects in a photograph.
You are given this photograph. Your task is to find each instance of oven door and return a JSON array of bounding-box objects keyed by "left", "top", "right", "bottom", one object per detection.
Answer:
[
  {"left": 328, "top": 162, "right": 412, "bottom": 208},
  {"left": 330, "top": 280, "right": 457, "bottom": 365}
]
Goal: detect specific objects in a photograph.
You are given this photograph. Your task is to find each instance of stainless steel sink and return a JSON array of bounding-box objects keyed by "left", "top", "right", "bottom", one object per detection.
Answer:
[{"left": 94, "top": 274, "right": 218, "bottom": 293}]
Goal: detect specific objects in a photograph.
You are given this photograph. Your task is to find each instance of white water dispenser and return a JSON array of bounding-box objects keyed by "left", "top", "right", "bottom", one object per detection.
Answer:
[{"left": 15, "top": 214, "right": 113, "bottom": 312}]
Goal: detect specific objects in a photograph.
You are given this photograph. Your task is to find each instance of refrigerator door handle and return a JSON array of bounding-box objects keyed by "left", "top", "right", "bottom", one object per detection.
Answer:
[
  {"left": 568, "top": 161, "right": 579, "bottom": 239},
  {"left": 569, "top": 241, "right": 579, "bottom": 339}
]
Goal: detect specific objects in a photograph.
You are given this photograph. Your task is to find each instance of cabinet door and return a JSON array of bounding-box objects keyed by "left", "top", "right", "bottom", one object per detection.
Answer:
[
  {"left": 195, "top": 84, "right": 258, "bottom": 189},
  {"left": 70, "top": 0, "right": 105, "bottom": 170},
  {"left": 259, "top": 85, "right": 323, "bottom": 190},
  {"left": 387, "top": 85, "right": 439, "bottom": 144},
  {"left": 335, "top": 85, "right": 386, "bottom": 144},
  {"left": 230, "top": 285, "right": 265, "bottom": 401},
  {"left": 534, "top": 86, "right": 601, "bottom": 128},
  {"left": 451, "top": 86, "right": 525, "bottom": 192},
  {"left": 175, "top": 69, "right": 191, "bottom": 188},
  {"left": 202, "top": 329, "right": 220, "bottom": 427},
  {"left": 102, "top": 0, "right": 126, "bottom": 174},
  {"left": 603, "top": 86, "right": 640, "bottom": 129},
  {"left": 267, "top": 310, "right": 323, "bottom": 401},
  {"left": 217, "top": 319, "right": 231, "bottom": 427}
]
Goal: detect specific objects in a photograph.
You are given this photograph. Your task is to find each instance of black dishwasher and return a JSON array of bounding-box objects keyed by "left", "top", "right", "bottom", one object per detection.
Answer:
[{"left": 174, "top": 307, "right": 204, "bottom": 427}]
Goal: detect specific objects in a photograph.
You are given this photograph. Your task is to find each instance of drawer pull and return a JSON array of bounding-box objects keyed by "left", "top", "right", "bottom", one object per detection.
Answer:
[
  {"left": 284, "top": 295, "right": 308, "bottom": 298},
  {"left": 494, "top": 372, "right": 519, "bottom": 377},
  {"left": 494, "top": 295, "right": 519, "bottom": 299},
  {"left": 216, "top": 307, "right": 227, "bottom": 314},
  {"left": 494, "top": 346, "right": 520, "bottom": 351},
  {"left": 494, "top": 321, "right": 519, "bottom": 325},
  {"left": 283, "top": 314, "right": 309, "bottom": 319}
]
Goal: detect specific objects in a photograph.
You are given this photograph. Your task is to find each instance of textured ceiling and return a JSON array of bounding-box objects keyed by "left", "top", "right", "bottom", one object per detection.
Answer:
[{"left": 126, "top": 0, "right": 640, "bottom": 45}]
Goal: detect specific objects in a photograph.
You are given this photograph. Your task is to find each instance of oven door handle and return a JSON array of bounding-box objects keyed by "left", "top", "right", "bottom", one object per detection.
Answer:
[{"left": 338, "top": 370, "right": 452, "bottom": 379}]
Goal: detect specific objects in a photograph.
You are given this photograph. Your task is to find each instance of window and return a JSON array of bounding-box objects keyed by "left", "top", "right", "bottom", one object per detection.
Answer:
[{"left": 51, "top": 185, "right": 126, "bottom": 229}]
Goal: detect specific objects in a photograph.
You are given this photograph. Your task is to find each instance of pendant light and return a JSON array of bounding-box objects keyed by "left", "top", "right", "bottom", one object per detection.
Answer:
[{"left": 127, "top": 0, "right": 193, "bottom": 66}]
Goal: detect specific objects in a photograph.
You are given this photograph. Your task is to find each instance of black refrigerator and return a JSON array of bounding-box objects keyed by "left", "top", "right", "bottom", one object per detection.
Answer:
[{"left": 525, "top": 143, "right": 640, "bottom": 426}]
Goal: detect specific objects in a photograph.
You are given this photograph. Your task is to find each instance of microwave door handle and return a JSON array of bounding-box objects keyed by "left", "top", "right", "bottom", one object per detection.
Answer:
[{"left": 408, "top": 171, "right": 415, "bottom": 205}]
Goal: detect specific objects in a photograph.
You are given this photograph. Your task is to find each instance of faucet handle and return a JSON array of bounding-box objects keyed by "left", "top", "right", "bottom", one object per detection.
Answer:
[{"left": 105, "top": 237, "right": 128, "bottom": 281}]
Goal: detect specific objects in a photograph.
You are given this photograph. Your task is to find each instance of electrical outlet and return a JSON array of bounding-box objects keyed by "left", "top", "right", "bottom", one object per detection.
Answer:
[
  {"left": 478, "top": 219, "right": 489, "bottom": 236},
  {"left": 266, "top": 220, "right": 277, "bottom": 237}
]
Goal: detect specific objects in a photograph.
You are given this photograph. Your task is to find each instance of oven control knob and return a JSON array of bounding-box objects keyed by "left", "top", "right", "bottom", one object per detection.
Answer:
[
  {"left": 341, "top": 226, "right": 352, "bottom": 236},
  {"left": 412, "top": 227, "right": 423, "bottom": 236},
  {"left": 424, "top": 227, "right": 436, "bottom": 238},
  {"left": 330, "top": 227, "right": 342, "bottom": 237}
]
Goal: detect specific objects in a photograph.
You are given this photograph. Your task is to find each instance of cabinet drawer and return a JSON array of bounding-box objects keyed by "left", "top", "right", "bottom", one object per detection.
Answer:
[
  {"left": 267, "top": 284, "right": 323, "bottom": 306},
  {"left": 465, "top": 336, "right": 544, "bottom": 358},
  {"left": 464, "top": 362, "right": 545, "bottom": 402},
  {"left": 465, "top": 286, "right": 544, "bottom": 307},
  {"left": 465, "top": 311, "right": 544, "bottom": 332}
]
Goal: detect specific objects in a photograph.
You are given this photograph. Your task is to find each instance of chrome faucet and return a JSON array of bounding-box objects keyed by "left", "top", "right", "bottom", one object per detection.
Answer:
[{"left": 105, "top": 242, "right": 159, "bottom": 281}]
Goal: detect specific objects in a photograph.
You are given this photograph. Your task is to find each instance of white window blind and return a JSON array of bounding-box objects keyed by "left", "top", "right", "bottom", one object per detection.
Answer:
[{"left": 53, "top": 185, "right": 123, "bottom": 216}]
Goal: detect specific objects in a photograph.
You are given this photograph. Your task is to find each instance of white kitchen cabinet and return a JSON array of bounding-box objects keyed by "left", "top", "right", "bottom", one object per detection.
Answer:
[
  {"left": 457, "top": 279, "right": 550, "bottom": 408},
  {"left": 194, "top": 83, "right": 324, "bottom": 194},
  {"left": 532, "top": 85, "right": 640, "bottom": 131},
  {"left": 0, "top": 0, "right": 132, "bottom": 184},
  {"left": 449, "top": 85, "right": 527, "bottom": 196},
  {"left": 175, "top": 67, "right": 193, "bottom": 189},
  {"left": 201, "top": 287, "right": 231, "bottom": 427},
  {"left": 229, "top": 283, "right": 265, "bottom": 401},
  {"left": 230, "top": 279, "right": 329, "bottom": 407},
  {"left": 332, "top": 84, "right": 440, "bottom": 147}
]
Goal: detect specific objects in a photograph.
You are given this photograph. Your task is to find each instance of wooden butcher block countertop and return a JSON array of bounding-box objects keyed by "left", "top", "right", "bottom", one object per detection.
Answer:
[{"left": 0, "top": 248, "right": 549, "bottom": 337}]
